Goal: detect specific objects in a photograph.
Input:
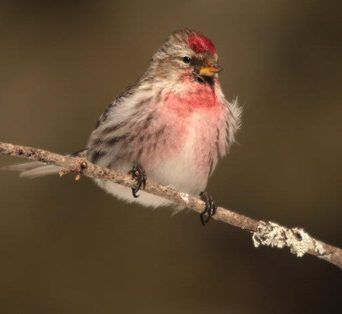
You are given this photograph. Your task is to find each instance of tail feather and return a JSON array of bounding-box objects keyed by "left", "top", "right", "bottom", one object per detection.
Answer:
[
  {"left": 2, "top": 149, "right": 87, "bottom": 178},
  {"left": 3, "top": 162, "right": 62, "bottom": 178}
]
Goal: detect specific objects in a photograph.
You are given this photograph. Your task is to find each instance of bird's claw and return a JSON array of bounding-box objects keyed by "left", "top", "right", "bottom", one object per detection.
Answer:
[
  {"left": 129, "top": 164, "right": 147, "bottom": 198},
  {"left": 199, "top": 191, "right": 217, "bottom": 226}
]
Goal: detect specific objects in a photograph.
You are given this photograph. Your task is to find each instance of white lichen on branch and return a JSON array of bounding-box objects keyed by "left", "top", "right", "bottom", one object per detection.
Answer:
[
  {"left": 252, "top": 221, "right": 326, "bottom": 257},
  {"left": 179, "top": 192, "right": 190, "bottom": 203},
  {"left": 0, "top": 141, "right": 341, "bottom": 270}
]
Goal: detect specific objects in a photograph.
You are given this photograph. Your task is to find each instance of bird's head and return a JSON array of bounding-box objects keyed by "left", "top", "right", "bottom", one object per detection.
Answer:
[{"left": 150, "top": 29, "right": 221, "bottom": 86}]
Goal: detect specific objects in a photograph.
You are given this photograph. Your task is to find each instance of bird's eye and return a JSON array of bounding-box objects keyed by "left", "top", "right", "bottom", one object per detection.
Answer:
[{"left": 182, "top": 56, "right": 191, "bottom": 64}]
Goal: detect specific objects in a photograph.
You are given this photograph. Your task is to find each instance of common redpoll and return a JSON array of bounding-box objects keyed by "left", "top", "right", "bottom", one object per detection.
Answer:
[{"left": 10, "top": 29, "right": 241, "bottom": 224}]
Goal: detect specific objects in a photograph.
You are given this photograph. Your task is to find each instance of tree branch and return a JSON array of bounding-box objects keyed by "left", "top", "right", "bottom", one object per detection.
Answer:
[{"left": 0, "top": 141, "right": 341, "bottom": 269}]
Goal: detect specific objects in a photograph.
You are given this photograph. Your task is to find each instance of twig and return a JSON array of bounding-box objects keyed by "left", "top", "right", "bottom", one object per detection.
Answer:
[{"left": 0, "top": 141, "right": 341, "bottom": 269}]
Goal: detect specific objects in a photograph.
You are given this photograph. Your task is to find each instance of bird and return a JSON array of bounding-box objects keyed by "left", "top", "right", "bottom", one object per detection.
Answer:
[{"left": 8, "top": 29, "right": 241, "bottom": 225}]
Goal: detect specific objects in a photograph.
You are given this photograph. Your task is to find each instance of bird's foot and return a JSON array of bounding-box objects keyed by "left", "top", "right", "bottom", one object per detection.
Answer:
[
  {"left": 199, "top": 191, "right": 217, "bottom": 226},
  {"left": 129, "top": 164, "right": 147, "bottom": 198}
]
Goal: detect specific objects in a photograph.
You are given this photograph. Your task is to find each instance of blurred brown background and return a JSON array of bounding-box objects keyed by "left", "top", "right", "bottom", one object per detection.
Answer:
[{"left": 0, "top": 1, "right": 341, "bottom": 313}]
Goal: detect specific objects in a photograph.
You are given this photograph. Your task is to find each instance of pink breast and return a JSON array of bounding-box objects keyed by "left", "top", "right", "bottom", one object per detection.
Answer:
[{"left": 163, "top": 81, "right": 220, "bottom": 117}]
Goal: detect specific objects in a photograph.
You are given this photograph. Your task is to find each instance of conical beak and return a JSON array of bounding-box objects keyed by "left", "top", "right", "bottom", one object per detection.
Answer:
[{"left": 199, "top": 64, "right": 222, "bottom": 77}]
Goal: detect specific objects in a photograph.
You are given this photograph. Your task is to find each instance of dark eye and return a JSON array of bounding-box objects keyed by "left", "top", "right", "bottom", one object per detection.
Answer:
[{"left": 182, "top": 56, "right": 191, "bottom": 64}]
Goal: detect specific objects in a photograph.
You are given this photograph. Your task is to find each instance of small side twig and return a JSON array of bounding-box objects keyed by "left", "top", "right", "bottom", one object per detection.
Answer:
[{"left": 0, "top": 141, "right": 341, "bottom": 269}]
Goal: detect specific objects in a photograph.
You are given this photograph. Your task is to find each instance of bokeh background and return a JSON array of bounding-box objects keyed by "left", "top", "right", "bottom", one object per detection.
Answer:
[{"left": 0, "top": 1, "right": 341, "bottom": 313}]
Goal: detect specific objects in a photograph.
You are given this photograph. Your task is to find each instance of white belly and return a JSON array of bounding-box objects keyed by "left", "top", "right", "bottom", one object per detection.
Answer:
[{"left": 94, "top": 179, "right": 173, "bottom": 208}]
